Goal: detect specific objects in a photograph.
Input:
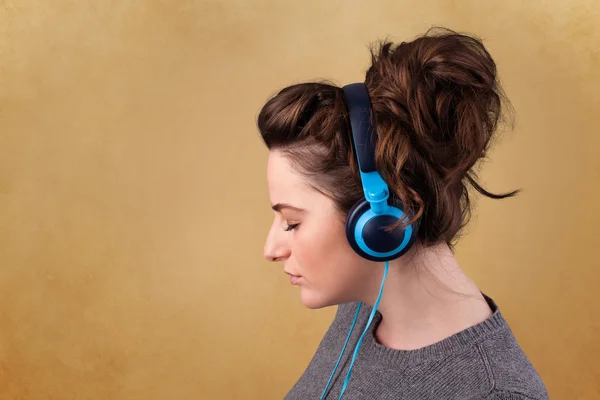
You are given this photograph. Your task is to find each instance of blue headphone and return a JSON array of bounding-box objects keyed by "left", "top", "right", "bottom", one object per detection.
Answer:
[
  {"left": 318, "top": 83, "right": 420, "bottom": 400},
  {"left": 342, "top": 83, "right": 418, "bottom": 262}
]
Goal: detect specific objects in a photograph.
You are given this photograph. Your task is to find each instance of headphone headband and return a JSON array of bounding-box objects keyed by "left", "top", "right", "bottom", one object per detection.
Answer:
[
  {"left": 342, "top": 83, "right": 377, "bottom": 173},
  {"left": 342, "top": 83, "right": 390, "bottom": 214}
]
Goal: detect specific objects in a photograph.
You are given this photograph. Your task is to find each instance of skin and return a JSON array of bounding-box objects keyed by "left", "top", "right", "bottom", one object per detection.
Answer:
[{"left": 264, "top": 150, "right": 494, "bottom": 350}]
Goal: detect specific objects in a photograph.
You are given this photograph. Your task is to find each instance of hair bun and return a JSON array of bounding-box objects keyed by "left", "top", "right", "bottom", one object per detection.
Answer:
[
  {"left": 363, "top": 27, "right": 520, "bottom": 246},
  {"left": 366, "top": 27, "right": 513, "bottom": 180}
]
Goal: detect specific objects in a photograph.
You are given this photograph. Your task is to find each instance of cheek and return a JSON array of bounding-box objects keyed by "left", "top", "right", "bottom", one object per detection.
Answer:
[
  {"left": 294, "top": 223, "right": 354, "bottom": 278},
  {"left": 297, "top": 234, "right": 370, "bottom": 307},
  {"left": 294, "top": 231, "right": 337, "bottom": 274}
]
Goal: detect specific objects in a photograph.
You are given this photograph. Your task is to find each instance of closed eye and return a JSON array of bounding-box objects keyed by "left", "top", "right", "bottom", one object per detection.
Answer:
[{"left": 284, "top": 223, "right": 299, "bottom": 232}]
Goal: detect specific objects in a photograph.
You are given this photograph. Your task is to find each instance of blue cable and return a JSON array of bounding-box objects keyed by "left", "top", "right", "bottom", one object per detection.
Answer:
[
  {"left": 338, "top": 260, "right": 389, "bottom": 399},
  {"left": 319, "top": 261, "right": 390, "bottom": 399},
  {"left": 319, "top": 302, "right": 362, "bottom": 400}
]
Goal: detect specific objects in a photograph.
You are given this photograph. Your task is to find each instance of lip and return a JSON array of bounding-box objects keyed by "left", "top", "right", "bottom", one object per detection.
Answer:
[{"left": 284, "top": 271, "right": 302, "bottom": 285}]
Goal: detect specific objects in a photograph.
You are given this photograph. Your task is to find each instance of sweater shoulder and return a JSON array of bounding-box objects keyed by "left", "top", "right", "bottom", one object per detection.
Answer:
[{"left": 480, "top": 327, "right": 549, "bottom": 400}]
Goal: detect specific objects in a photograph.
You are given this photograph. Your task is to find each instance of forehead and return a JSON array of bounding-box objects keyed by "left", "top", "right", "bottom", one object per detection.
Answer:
[
  {"left": 266, "top": 151, "right": 344, "bottom": 220},
  {"left": 266, "top": 151, "right": 311, "bottom": 199}
]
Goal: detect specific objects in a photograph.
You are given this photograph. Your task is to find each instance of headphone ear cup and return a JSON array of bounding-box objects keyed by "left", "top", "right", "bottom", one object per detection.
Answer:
[
  {"left": 345, "top": 198, "right": 418, "bottom": 262},
  {"left": 345, "top": 198, "right": 373, "bottom": 260}
]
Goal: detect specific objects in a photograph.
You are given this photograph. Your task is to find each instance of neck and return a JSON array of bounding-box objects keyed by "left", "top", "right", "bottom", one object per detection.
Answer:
[{"left": 358, "top": 242, "right": 493, "bottom": 350}]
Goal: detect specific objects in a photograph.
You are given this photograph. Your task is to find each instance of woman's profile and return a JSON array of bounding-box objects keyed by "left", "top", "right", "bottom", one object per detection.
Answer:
[{"left": 257, "top": 27, "right": 549, "bottom": 400}]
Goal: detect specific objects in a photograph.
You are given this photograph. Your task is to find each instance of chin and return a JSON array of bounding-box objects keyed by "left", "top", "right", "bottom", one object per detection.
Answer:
[{"left": 299, "top": 289, "right": 338, "bottom": 310}]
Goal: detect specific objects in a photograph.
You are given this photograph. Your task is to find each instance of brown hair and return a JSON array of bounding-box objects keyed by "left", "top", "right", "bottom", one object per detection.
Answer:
[{"left": 257, "top": 27, "right": 520, "bottom": 252}]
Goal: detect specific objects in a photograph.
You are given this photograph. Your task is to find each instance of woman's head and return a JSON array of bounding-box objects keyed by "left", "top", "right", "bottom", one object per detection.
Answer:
[
  {"left": 265, "top": 150, "right": 380, "bottom": 308},
  {"left": 259, "top": 27, "right": 520, "bottom": 308}
]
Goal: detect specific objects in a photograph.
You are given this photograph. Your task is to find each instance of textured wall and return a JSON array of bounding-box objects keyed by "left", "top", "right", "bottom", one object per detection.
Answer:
[{"left": 0, "top": 1, "right": 598, "bottom": 399}]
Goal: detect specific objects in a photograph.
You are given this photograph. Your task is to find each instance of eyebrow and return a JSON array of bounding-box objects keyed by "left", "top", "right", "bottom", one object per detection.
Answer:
[{"left": 271, "top": 203, "right": 307, "bottom": 213}]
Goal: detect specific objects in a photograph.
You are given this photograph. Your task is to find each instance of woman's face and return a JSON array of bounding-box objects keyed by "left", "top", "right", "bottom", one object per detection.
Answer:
[{"left": 264, "top": 151, "right": 374, "bottom": 309}]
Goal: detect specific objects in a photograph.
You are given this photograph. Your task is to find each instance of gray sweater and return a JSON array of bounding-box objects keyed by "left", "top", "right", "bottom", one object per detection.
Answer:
[{"left": 284, "top": 293, "right": 549, "bottom": 400}]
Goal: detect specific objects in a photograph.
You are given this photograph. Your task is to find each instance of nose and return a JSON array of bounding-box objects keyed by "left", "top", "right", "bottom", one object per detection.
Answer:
[
  {"left": 263, "top": 241, "right": 290, "bottom": 262},
  {"left": 264, "top": 224, "right": 291, "bottom": 262}
]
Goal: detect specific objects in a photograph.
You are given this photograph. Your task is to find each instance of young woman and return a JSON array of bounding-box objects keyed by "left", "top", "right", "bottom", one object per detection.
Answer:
[{"left": 259, "top": 27, "right": 549, "bottom": 400}]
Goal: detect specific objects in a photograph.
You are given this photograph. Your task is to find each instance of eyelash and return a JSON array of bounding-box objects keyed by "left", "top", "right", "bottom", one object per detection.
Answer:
[{"left": 284, "top": 223, "right": 299, "bottom": 232}]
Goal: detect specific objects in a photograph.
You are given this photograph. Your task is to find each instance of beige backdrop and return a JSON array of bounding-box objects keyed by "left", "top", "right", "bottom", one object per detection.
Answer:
[{"left": 1, "top": 1, "right": 598, "bottom": 399}]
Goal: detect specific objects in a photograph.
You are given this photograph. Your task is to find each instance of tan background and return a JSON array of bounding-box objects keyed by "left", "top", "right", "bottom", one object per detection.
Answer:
[{"left": 1, "top": 1, "right": 598, "bottom": 399}]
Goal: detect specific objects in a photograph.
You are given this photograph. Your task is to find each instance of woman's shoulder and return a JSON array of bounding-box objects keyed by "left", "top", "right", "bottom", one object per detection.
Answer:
[
  {"left": 332, "top": 297, "right": 549, "bottom": 399},
  {"left": 478, "top": 325, "right": 549, "bottom": 399}
]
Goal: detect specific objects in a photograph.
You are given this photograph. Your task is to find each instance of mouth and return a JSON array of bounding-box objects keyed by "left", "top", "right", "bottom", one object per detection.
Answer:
[{"left": 284, "top": 271, "right": 302, "bottom": 285}]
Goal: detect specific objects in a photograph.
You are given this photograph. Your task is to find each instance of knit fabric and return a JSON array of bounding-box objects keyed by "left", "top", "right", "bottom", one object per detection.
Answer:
[{"left": 284, "top": 293, "right": 549, "bottom": 400}]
